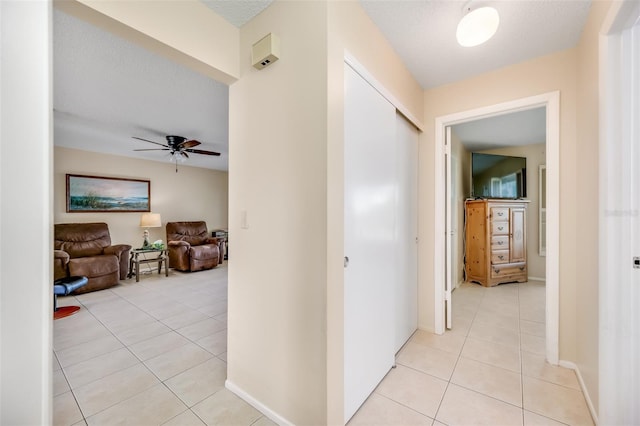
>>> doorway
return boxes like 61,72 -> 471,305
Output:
434,92 -> 560,365
451,108 -> 547,285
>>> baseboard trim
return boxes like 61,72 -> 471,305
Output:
558,360 -> 599,425
527,276 -> 546,282
225,379 -> 294,426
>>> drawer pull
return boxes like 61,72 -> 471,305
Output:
498,240 -> 504,245
498,226 -> 504,231
498,255 -> 504,260
519,266 -> 525,271
493,268 -> 500,274
497,212 -> 504,216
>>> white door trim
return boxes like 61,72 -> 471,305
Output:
598,1 -> 640,422
434,91 -> 560,365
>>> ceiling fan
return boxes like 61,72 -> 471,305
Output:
133,135 -> 220,172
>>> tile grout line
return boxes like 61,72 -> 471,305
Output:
372,392 -> 435,423
518,282 -> 526,425
430,282 -> 487,424
56,273 -> 231,425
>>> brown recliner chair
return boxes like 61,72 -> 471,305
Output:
54,223 -> 131,294
166,221 -> 223,272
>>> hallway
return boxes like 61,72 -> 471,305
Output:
349,281 -> 594,425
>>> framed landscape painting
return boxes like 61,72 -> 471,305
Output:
66,174 -> 150,212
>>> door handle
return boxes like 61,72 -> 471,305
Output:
344,256 -> 349,268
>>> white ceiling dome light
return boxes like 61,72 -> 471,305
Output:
456,2 -> 500,47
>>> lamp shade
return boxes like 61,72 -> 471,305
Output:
140,213 -> 161,228
456,6 -> 499,47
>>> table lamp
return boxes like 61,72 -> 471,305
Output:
140,212 -> 161,248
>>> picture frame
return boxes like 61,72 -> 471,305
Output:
66,174 -> 150,213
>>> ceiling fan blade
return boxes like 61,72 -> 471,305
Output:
185,148 -> 221,156
132,136 -> 169,148
178,140 -> 201,149
134,148 -> 170,152
181,151 -> 189,158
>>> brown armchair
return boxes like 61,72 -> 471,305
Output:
166,221 -> 223,272
54,222 -> 131,294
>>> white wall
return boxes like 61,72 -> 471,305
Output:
54,147 -> 228,248
0,1 -> 53,423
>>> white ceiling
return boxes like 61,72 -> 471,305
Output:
452,107 -> 546,151
53,9 -> 230,171
359,0 -> 592,89
53,1 -> 591,169
200,0 -> 273,27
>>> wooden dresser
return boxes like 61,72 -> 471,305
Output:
465,199 -> 529,287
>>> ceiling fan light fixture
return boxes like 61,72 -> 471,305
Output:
133,135 -> 220,173
456,4 -> 499,47
167,151 -> 186,163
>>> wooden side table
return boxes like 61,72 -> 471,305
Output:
212,230 -> 228,260
128,248 -> 168,282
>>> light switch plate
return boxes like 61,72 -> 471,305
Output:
241,210 -> 249,229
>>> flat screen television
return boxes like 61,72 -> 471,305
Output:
471,153 -> 527,199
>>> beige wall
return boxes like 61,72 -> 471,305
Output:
46,0 -> 611,421
421,1 -> 615,413
480,143 -> 546,280
227,1 -> 424,424
54,147 -> 228,248
228,2 -> 329,425
420,49 -> 578,343
55,0 -> 239,84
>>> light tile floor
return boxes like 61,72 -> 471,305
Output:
349,281 -> 595,426
55,269 -> 594,426
53,263 -> 275,426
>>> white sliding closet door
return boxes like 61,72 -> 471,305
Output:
344,63 -> 396,423
394,113 -> 418,352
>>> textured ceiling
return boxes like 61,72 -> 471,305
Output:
53,9 -> 230,171
200,0 -> 273,27
360,0 -> 592,89
54,1 -> 591,169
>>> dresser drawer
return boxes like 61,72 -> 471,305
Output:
491,208 -> 509,220
491,236 -> 509,249
491,250 -> 509,264
491,262 -> 526,278
491,221 -> 509,235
